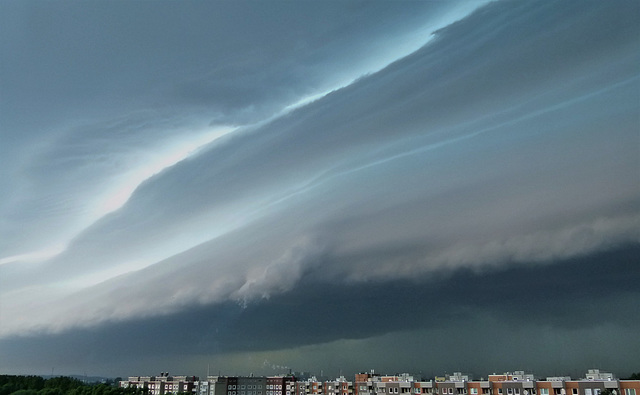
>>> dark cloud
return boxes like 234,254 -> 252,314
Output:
2,244 -> 638,377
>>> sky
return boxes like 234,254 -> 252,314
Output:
0,0 -> 639,380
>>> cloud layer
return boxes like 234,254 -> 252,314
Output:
1,0 -> 638,376
2,245 -> 639,376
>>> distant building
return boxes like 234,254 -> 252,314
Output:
585,371 -> 615,382
448,374 -> 472,383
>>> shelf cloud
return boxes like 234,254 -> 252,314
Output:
1,0 -> 638,377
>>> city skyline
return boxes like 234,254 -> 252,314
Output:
115,369 -> 640,382
117,369 -> 640,394
1,0 -> 639,378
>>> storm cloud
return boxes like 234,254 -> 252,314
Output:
1,0 -> 638,377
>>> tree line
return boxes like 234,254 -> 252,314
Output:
0,376 -> 146,395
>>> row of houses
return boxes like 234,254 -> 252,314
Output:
120,369 -> 639,395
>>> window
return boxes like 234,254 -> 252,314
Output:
508,389 -> 513,394
471,389 -> 478,395
625,390 -> 636,395
572,390 -> 577,395
449,390 -> 453,394
499,390 -> 503,394
541,390 -> 549,395
515,390 -> 520,395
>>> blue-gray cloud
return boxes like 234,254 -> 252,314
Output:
0,0 -> 638,375
2,0 -> 480,262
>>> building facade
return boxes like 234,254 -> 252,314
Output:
120,370 -> 639,395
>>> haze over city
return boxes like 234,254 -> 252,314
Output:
1,0 -> 638,378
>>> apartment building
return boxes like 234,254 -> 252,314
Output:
120,374 -> 198,395
120,369 -> 639,395
412,380 -> 436,395
566,370 -> 639,395
295,377 -> 324,395
487,371 -> 536,395
355,372 -> 377,395
207,376 -> 266,395
466,380 -> 490,395
436,372 -> 477,395
267,376 -> 296,395
353,372 -> 416,395
620,381 -> 639,395
324,376 -> 353,395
